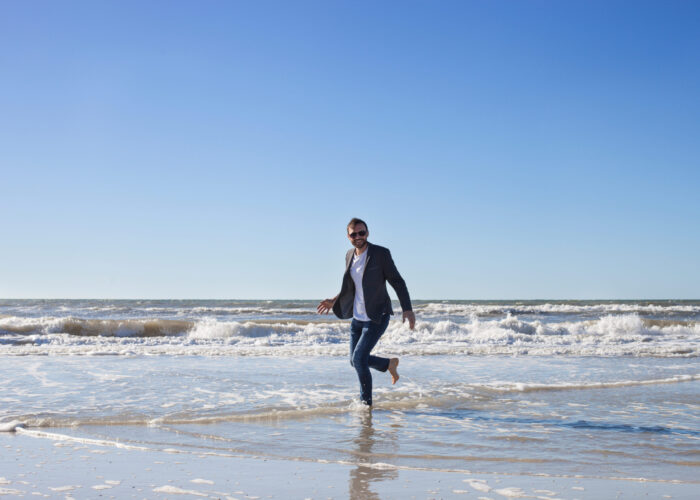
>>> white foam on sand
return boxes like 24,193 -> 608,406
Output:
15,428 -> 149,451
493,486 -> 527,497
464,479 -> 492,492
48,485 -> 80,492
190,478 -> 214,485
0,488 -> 25,495
0,421 -> 23,432
153,485 -> 208,496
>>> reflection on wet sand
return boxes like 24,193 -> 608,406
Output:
348,411 -> 398,500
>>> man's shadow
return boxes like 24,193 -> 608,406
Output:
348,411 -> 398,500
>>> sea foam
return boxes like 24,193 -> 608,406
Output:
0,313 -> 697,357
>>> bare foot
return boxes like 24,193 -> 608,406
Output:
388,358 -> 400,385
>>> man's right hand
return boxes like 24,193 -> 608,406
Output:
317,298 -> 336,315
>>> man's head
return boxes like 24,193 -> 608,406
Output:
347,218 -> 369,251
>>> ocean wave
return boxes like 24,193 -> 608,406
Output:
4,374 -> 697,430
4,300 -> 699,322
484,374 -> 700,393
4,313 -> 697,341
416,302 -> 700,317
0,316 -> 194,337
0,300 -> 319,319
1,314 -> 698,357
186,317 -> 346,341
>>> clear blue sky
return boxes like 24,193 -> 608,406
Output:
1,1 -> 699,299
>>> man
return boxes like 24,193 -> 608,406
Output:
318,218 -> 415,406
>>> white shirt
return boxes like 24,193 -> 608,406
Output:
350,249 -> 370,321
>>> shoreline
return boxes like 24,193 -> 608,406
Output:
2,429 -> 698,499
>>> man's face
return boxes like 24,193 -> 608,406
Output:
347,223 -> 369,250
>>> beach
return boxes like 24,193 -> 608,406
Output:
1,300 -> 699,498
2,423 -> 697,499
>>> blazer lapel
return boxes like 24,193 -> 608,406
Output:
345,243 -> 372,272
345,249 -> 354,272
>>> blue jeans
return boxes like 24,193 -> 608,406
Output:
350,314 -> 391,406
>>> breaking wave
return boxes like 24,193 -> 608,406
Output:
1,313 -> 698,357
0,316 -> 194,337
415,301 -> 700,318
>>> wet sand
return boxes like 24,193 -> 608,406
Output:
2,427 -> 697,499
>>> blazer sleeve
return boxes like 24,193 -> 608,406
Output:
383,249 -> 412,312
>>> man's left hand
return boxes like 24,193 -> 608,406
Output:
402,311 -> 416,330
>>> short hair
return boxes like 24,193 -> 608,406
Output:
347,218 -> 368,233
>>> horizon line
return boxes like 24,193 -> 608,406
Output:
1,297 -> 698,302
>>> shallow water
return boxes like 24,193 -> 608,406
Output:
2,355 -> 698,485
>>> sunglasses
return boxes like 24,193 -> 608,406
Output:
349,230 -> 367,238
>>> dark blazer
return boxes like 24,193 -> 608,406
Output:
332,242 -> 412,323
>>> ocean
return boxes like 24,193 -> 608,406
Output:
1,299 -> 698,498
